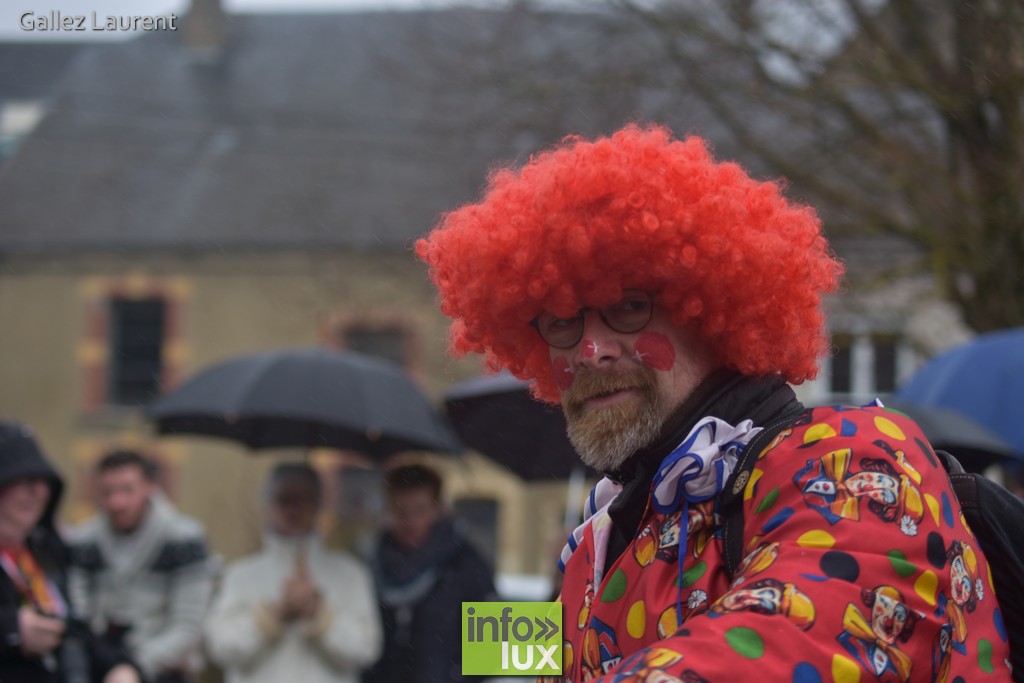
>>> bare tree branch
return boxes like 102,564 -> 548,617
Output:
392,0 -> 1024,329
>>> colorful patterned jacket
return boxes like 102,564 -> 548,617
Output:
553,403 -> 1013,682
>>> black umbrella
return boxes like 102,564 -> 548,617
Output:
881,398 -> 1022,473
443,371 -> 595,481
148,347 -> 461,459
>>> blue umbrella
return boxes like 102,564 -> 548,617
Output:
895,327 -> 1024,454
881,398 -> 1020,472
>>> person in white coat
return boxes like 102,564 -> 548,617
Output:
204,463 -> 381,683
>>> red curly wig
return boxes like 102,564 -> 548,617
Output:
416,123 -> 844,402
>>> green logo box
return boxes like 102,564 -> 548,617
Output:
462,601 -> 562,676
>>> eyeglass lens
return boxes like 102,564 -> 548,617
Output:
533,290 -> 653,348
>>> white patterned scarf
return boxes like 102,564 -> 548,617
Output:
559,416 -> 761,592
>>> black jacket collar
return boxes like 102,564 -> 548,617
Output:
602,370 -> 803,564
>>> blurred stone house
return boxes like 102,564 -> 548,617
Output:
0,8 -> 594,580
0,4 -> 969,580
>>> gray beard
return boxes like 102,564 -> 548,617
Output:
566,397 -> 664,473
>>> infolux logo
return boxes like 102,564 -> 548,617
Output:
462,601 -> 562,676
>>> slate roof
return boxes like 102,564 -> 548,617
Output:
0,13 -> 475,251
0,8 -> 920,266
0,43 -> 82,100
0,9 -> 742,252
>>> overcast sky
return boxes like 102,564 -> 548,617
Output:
1,0 -> 448,39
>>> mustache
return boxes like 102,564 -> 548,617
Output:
564,366 -> 657,414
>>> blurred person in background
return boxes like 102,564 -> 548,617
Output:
362,463 -> 495,683
0,419 -> 139,683
68,450 -> 213,683
205,462 -> 381,683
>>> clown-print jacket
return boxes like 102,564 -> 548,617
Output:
549,373 -> 1012,682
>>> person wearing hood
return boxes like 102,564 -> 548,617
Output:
362,463 -> 496,683
0,419 -> 139,683
204,462 -> 382,683
67,450 -> 214,683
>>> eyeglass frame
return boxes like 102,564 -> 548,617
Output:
529,289 -> 656,349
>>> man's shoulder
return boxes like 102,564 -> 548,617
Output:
754,402 -> 943,499
767,403 -> 928,453
448,536 -> 494,583
150,535 -> 210,572
146,504 -> 210,571
67,514 -> 106,541
65,516 -> 107,564
161,509 -> 208,542
66,519 -> 107,571
757,402 -> 947,507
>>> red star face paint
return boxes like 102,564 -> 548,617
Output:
553,355 -> 575,390
634,332 -> 676,371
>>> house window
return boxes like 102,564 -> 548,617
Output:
872,333 -> 899,394
108,297 -> 166,406
829,333 -> 854,396
824,330 -> 906,403
342,324 -> 408,368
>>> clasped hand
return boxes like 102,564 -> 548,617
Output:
277,551 -> 322,621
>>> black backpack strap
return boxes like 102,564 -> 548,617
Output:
720,406 -> 807,580
934,448 -> 979,508
935,448 -> 967,475
934,448 -> 1024,681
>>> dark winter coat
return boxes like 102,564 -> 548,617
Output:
362,518 -> 495,683
0,421 -> 135,683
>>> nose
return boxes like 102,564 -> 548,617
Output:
574,310 -> 626,369
26,479 -> 49,502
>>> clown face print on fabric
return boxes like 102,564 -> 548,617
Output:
685,503 -> 719,560
931,624 -> 954,682
550,305 -> 720,472
582,616 -> 623,679
709,578 -> 816,631
949,541 -> 982,610
634,522 -> 657,567
794,450 -> 925,535
652,590 -> 710,640
578,580 -> 595,631
938,539 -> 984,655
728,541 -> 780,588
656,512 -> 681,562
633,510 -> 686,567
610,647 -> 711,683
837,585 -> 921,683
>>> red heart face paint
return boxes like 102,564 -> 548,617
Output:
552,355 -> 575,390
634,332 -> 676,371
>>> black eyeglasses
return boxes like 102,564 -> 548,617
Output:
530,290 -> 655,349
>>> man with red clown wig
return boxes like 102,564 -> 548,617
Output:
417,124 -> 1011,682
